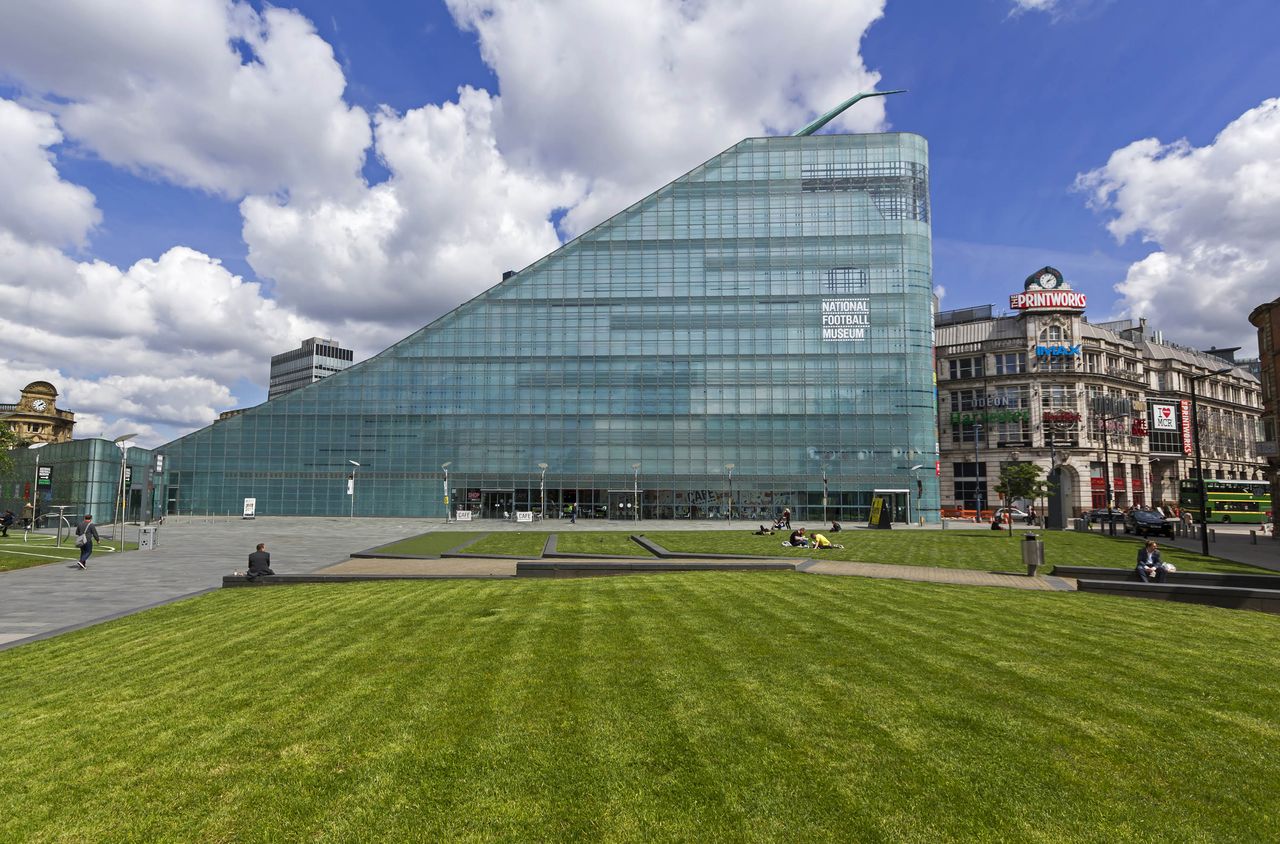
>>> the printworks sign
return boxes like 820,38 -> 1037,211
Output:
1009,266 -> 1087,312
821,299 -> 869,341
1151,403 -> 1178,431
1180,399 -> 1193,455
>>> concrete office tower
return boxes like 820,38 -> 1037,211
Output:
161,131 -> 938,520
268,338 -> 355,400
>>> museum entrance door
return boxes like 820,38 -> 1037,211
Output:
480,489 -> 514,519
608,490 -> 636,521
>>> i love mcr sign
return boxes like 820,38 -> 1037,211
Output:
1151,403 -> 1178,431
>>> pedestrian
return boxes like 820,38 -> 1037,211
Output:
247,543 -> 274,579
1025,506 -> 1036,526
568,502 -> 576,524
782,507 -> 791,529
74,514 -> 100,569
0,510 -> 13,537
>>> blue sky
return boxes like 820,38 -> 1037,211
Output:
1,0 -> 1277,445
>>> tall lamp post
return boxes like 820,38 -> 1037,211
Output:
631,462 -> 640,523
347,460 -> 360,518
27,442 -> 48,539
1190,367 -> 1232,556
822,467 -> 829,525
725,463 -> 735,525
537,462 -> 547,521
113,433 -> 139,552
909,464 -> 924,526
442,461 -> 453,522
973,423 -> 984,521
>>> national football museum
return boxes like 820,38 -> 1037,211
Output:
159,122 -> 939,523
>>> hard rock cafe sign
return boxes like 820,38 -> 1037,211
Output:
1009,266 -> 1087,312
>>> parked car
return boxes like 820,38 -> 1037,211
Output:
1085,507 -> 1125,525
994,507 -> 1030,524
1123,509 -> 1175,537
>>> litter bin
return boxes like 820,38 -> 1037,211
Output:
139,525 -> 159,551
1021,532 -> 1044,576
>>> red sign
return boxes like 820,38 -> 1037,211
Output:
1130,419 -> 1147,437
1180,399 -> 1193,455
1009,290 -> 1087,311
1043,410 -> 1080,423
935,461 -> 941,477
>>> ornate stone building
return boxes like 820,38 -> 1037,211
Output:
0,381 -> 76,444
936,268 -> 1265,526
1249,295 -> 1279,527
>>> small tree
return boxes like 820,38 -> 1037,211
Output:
0,423 -> 20,480
994,462 -> 1053,536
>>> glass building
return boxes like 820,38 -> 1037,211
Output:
1,439 -> 162,528
159,132 -> 939,522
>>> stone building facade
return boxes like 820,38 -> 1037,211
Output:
936,268 -> 1265,526
0,381 -> 75,445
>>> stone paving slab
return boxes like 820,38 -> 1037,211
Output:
797,560 -> 1077,592
317,557 -> 517,577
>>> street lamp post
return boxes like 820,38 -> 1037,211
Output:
537,462 -> 547,521
27,442 -> 48,541
822,468 -> 829,525
725,463 -> 735,525
1190,367 -> 1232,556
909,464 -> 924,526
973,423 -> 984,522
347,460 -> 360,518
632,462 -> 640,523
113,433 -> 139,552
442,461 -> 453,522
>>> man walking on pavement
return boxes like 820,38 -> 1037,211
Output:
568,502 -> 576,524
74,514 -> 100,569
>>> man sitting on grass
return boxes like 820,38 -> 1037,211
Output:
786,528 -> 809,548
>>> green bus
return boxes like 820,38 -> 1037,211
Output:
1178,479 -> 1273,524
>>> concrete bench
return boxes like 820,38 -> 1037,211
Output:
1053,566 -> 1280,590
1073,578 -> 1280,614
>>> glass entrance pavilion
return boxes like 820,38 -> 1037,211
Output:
160,131 -> 939,522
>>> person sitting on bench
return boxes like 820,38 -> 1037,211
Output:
1136,540 -> 1171,583
247,543 -> 275,579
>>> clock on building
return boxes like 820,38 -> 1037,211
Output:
32,399 -> 47,411
1024,266 -> 1065,292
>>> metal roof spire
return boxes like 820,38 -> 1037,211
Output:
792,89 -> 907,137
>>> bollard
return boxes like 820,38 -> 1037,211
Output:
1251,530 -> 1257,545
1210,528 -> 1216,543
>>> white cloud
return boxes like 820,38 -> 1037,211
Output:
0,1 -> 370,199
447,0 -> 888,234
0,100 -> 100,248
242,86 -> 580,328
1076,97 -> 1280,350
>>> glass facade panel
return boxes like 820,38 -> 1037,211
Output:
158,133 -> 938,520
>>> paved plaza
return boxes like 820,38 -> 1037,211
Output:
1,516 -> 1275,652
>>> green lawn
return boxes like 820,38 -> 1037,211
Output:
2,575 -> 1277,841
463,532 -> 549,556
0,536 -> 137,572
555,531 -> 654,556
365,532 -> 484,557
646,529 -> 1267,574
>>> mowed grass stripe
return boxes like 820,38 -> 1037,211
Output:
2,575 -> 1279,841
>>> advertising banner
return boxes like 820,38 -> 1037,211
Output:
36,466 -> 52,488
1180,399 -> 1194,455
455,510 -> 472,521
516,511 -> 533,523
242,498 -> 256,519
1151,403 -> 1177,431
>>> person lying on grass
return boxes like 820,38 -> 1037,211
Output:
811,533 -> 843,549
